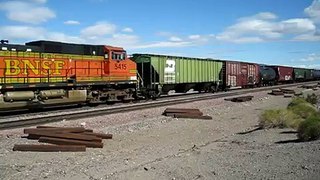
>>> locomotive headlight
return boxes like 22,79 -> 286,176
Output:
130,76 -> 137,80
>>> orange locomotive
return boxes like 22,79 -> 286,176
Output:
0,40 -> 137,110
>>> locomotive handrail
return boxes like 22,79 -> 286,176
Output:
0,67 -> 136,85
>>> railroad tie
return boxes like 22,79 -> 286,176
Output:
163,108 -> 212,120
39,137 -> 103,148
13,144 -> 86,152
14,126 -> 112,152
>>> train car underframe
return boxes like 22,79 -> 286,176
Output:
0,83 -> 137,111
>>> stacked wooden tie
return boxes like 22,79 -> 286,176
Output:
224,95 -> 254,102
269,88 -> 296,97
13,126 -> 112,152
163,108 -> 212,120
269,89 -> 284,95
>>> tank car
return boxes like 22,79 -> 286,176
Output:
259,65 -> 276,85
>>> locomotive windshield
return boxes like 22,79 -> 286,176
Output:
111,52 -> 126,60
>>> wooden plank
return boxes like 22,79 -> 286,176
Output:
81,132 -> 113,139
27,131 -> 102,142
165,108 -> 201,111
13,144 -> 86,152
164,112 -> 204,117
36,126 -> 93,132
164,108 -> 201,113
39,137 -> 103,148
24,127 -> 86,134
174,114 -> 212,120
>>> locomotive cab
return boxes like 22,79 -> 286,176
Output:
103,46 -> 137,81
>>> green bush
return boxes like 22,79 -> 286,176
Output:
297,116 -> 320,141
287,102 -> 318,119
306,93 -> 318,105
259,109 -> 303,129
287,97 -> 307,108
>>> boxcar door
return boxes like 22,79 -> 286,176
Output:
240,64 -> 248,87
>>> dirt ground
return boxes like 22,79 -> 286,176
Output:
0,87 -> 320,180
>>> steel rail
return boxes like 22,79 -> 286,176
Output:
0,81 -> 318,130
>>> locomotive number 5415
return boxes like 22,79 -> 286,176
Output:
115,63 -> 127,70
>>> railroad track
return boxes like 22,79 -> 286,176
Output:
0,81 -> 318,130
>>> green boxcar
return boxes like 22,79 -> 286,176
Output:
293,68 -> 313,80
131,54 -> 223,95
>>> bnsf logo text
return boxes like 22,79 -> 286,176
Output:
4,59 -> 65,76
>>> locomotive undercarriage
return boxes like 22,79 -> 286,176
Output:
0,84 -> 136,111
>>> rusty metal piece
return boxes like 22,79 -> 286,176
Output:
269,90 -> 284,95
81,132 -> 113,139
39,137 -> 103,148
25,134 -> 41,140
164,108 -> 201,113
280,88 -> 295,94
27,131 -> 102,142
174,114 -> 212,120
225,95 -> 253,102
36,126 -> 93,132
13,144 -> 86,152
165,112 -> 203,117
24,127 -> 86,134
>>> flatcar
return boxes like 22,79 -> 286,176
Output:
0,40 -> 137,111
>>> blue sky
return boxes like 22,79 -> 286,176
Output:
0,0 -> 319,68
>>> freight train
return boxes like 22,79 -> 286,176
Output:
0,40 -> 318,111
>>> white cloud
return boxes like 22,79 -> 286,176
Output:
296,64 -> 320,69
293,33 -> 320,41
0,26 -> 46,39
80,22 -> 116,38
30,0 -> 47,3
300,53 -> 320,62
135,41 -> 192,49
216,11 -> 318,43
122,27 -> 133,33
64,20 -> 80,25
239,12 -> 278,21
281,18 -> 315,33
188,35 -> 201,40
46,32 -> 85,44
106,34 -> 140,47
0,1 -> 55,24
169,36 -> 182,42
305,0 -> 320,23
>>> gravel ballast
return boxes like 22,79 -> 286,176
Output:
0,87 -> 319,180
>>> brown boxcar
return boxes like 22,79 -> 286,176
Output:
223,61 -> 260,88
269,66 -> 294,82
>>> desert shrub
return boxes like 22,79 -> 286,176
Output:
259,109 -> 303,129
287,97 -> 307,108
305,93 -> 318,105
287,102 -> 318,119
297,115 -> 320,141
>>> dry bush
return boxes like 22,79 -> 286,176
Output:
287,97 -> 307,108
297,115 -> 320,141
259,109 -> 303,129
287,102 -> 318,119
305,93 -> 318,105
